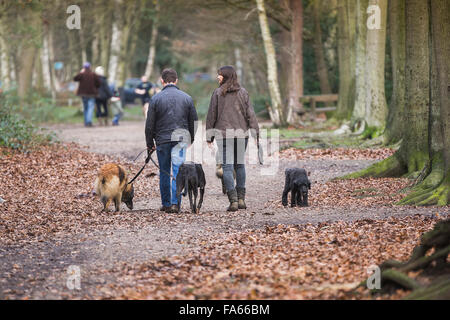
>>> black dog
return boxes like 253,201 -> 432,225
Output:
176,162 -> 206,213
282,168 -> 311,207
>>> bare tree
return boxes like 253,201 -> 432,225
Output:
256,0 -> 283,126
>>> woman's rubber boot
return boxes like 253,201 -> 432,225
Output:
227,189 -> 239,212
237,187 -> 247,209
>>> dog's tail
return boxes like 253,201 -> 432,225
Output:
182,176 -> 188,197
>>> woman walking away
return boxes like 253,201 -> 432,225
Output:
95,66 -> 113,126
73,62 -> 100,127
206,65 -> 259,211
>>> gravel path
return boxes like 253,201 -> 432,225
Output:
1,121 -> 448,299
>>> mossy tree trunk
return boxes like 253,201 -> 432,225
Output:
385,0 -> 406,144
342,0 -> 449,206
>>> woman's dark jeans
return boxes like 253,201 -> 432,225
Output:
216,138 -> 248,192
95,98 -> 108,118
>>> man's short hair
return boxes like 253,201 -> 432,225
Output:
161,68 -> 178,83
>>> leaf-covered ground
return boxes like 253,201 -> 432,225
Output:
1,123 -> 448,299
0,144 -> 159,245
278,147 -> 395,160
105,215 -> 443,300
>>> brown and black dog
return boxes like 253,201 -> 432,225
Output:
95,163 -> 134,212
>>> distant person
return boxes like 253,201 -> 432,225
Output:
135,75 -> 153,118
111,89 -> 123,126
145,68 -> 198,213
73,62 -> 101,127
206,65 -> 259,212
94,66 -> 113,126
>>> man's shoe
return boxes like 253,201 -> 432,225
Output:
160,206 -> 171,212
227,189 -> 239,212
169,204 -> 179,213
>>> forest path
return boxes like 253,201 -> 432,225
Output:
2,121 -> 446,299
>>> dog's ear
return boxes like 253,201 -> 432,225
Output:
308,182 -> 311,189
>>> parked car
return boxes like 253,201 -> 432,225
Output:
119,78 -> 141,106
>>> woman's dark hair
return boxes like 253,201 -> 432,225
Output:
218,65 -> 240,96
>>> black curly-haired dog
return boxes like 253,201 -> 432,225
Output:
282,168 -> 311,207
176,162 -> 206,213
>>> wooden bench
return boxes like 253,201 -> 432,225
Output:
297,94 -> 338,121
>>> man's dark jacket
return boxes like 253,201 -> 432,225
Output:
145,84 -> 198,149
73,70 -> 101,98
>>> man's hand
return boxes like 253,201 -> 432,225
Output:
146,146 -> 155,163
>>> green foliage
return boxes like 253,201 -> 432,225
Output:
362,126 -> 384,140
0,91 -> 56,151
251,94 -> 271,118
179,80 -> 218,119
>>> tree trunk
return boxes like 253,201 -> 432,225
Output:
48,28 -> 60,92
100,1 -> 112,75
91,35 -> 99,67
17,8 -> 40,99
0,21 -> 11,90
108,0 -> 123,86
364,0 -> 388,129
335,0 -> 356,120
234,47 -> 243,84
127,0 -> 145,78
402,0 -> 430,174
17,43 -> 38,99
385,0 -> 406,144
256,0 -> 284,126
40,23 -> 56,98
33,49 -> 43,91
423,0 -> 450,206
144,0 -> 159,79
312,0 -> 332,96
79,27 -> 88,65
285,0 -> 303,125
343,0 -> 449,206
351,0 -> 368,123
117,1 -> 136,86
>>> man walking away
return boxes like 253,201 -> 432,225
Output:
135,75 -> 153,118
145,69 -> 198,213
73,62 -> 101,127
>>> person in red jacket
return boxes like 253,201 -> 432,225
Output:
73,62 -> 101,127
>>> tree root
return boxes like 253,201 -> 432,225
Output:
357,219 -> 450,299
405,275 -> 450,300
398,177 -> 449,206
381,269 -> 421,290
399,245 -> 450,272
340,154 -> 405,179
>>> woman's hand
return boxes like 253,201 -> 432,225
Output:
207,141 -> 214,149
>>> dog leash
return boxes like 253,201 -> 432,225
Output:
128,149 -> 174,185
